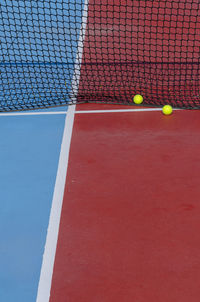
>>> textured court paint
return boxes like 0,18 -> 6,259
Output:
50,107 -> 200,301
0,115 -> 65,302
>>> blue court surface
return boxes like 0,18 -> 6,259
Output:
0,110 -> 67,301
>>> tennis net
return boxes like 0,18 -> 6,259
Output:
0,0 -> 199,111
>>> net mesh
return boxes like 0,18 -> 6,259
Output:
0,0 -> 199,111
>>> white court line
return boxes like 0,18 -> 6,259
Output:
0,111 -> 68,117
36,105 -> 75,302
36,1 -> 89,301
0,107 -> 181,117
75,108 -> 180,114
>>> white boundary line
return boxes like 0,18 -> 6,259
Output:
36,105 -> 75,302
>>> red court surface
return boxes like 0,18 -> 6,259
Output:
50,105 -> 200,302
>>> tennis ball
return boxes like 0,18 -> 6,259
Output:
162,105 -> 173,115
133,94 -> 143,104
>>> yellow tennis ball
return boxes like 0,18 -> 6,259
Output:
162,105 -> 173,115
133,94 -> 143,104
